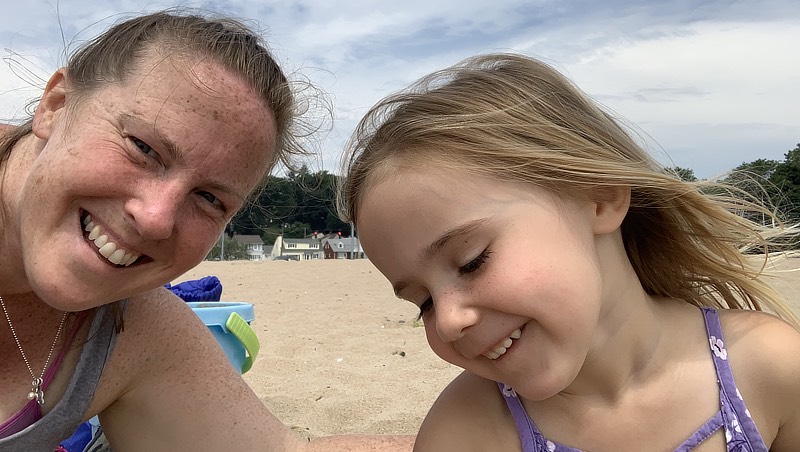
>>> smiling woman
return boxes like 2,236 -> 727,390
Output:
0,10 -> 412,452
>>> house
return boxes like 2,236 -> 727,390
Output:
232,234 -> 266,261
270,235 -> 323,261
322,237 -> 365,259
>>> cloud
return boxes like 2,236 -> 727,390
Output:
0,0 -> 797,176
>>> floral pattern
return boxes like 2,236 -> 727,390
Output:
502,383 -> 518,398
709,335 -> 728,360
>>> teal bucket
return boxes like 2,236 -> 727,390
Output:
188,302 -> 260,374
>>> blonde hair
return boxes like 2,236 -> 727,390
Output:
338,53 -> 799,328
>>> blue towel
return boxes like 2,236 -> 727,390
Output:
164,275 -> 223,302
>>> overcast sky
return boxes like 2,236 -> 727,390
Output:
0,0 -> 797,177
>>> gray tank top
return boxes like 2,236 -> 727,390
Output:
0,302 -> 121,452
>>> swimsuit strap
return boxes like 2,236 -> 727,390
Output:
496,382 -> 582,452
699,307 -> 767,451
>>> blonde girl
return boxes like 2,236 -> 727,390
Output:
339,53 -> 800,451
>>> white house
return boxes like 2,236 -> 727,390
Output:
232,234 -> 266,261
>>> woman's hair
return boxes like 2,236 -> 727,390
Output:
338,53 -> 799,327
0,9 -> 301,172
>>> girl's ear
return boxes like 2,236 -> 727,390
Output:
32,68 -> 69,140
591,185 -> 631,235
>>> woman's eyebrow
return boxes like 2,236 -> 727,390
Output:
118,112 -> 245,200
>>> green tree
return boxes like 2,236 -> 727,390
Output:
667,166 -> 698,182
206,236 -> 250,261
229,169 -> 349,240
768,144 -> 800,222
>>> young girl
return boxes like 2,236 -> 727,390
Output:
338,53 -> 800,451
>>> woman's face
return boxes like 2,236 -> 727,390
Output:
17,52 -> 276,310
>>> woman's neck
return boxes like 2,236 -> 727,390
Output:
0,134 -> 39,294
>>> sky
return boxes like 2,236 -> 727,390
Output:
0,0 -> 797,178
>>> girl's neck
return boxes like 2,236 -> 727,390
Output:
559,238 -> 679,401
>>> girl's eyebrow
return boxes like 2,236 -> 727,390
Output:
421,218 -> 489,260
393,217 -> 490,297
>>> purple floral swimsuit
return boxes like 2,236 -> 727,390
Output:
498,307 -> 768,451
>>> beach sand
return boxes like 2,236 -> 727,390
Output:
174,257 -> 800,440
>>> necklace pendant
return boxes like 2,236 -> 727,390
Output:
30,377 -> 44,406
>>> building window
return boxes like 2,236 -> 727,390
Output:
287,243 -> 297,249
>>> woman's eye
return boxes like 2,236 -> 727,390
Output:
416,297 -> 433,321
458,249 -> 491,275
196,190 -> 223,208
131,137 -> 158,159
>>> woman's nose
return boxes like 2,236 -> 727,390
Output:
124,183 -> 183,241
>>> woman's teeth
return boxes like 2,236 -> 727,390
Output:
83,214 -> 140,266
484,328 -> 522,360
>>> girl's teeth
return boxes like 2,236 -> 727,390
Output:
484,328 -> 523,360
82,214 -> 141,266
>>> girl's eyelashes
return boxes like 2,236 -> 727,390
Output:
417,297 -> 433,321
458,249 -> 492,275
130,136 -> 159,159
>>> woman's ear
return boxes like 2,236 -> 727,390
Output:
591,185 -> 631,235
32,68 -> 69,140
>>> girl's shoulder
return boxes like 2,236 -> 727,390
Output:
717,308 -> 800,449
415,371 -> 522,452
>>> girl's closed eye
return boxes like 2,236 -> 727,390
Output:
458,249 -> 492,275
417,297 -> 433,321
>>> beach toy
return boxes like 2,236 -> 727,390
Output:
188,301 -> 260,374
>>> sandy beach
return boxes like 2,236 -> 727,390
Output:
173,257 -> 800,440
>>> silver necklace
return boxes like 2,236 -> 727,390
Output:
0,295 -> 67,406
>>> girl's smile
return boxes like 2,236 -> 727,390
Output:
358,164 -> 624,401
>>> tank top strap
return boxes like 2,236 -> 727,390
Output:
41,311 -> 91,391
699,307 -> 767,451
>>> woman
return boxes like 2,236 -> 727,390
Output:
0,11 -> 412,451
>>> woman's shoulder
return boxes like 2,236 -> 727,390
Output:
90,289 -> 211,399
415,371 -> 522,451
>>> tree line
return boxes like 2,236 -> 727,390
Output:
672,143 -> 800,223
228,166 -> 349,245
228,143 -> 800,246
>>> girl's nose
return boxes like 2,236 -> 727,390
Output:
432,292 -> 479,343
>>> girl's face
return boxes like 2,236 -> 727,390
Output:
358,166 -> 621,400
15,53 -> 275,310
